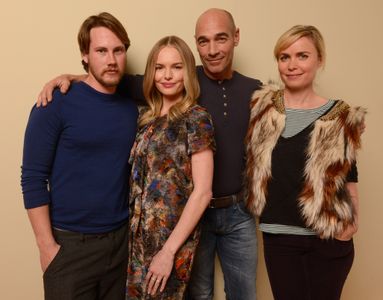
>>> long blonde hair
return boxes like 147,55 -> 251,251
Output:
139,36 -> 200,127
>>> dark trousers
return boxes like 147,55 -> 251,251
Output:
263,233 -> 354,300
43,224 -> 128,300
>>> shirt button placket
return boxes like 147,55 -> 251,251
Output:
222,85 -> 228,117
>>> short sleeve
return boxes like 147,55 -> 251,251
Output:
186,106 -> 215,155
346,161 -> 358,182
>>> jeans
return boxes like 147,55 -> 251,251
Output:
187,201 -> 257,300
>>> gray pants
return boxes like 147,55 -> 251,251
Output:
43,224 -> 128,300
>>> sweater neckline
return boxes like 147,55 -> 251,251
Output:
77,81 -> 119,100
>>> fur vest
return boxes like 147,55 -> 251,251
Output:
245,85 -> 366,238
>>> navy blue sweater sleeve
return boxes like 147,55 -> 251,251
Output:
21,94 -> 62,209
117,74 -> 145,105
21,82 -> 138,233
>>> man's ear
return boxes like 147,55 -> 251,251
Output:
234,28 -> 240,46
82,53 -> 89,64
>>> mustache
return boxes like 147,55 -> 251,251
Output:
102,67 -> 121,74
103,67 -> 119,72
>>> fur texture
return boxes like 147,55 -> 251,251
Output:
245,85 -> 366,238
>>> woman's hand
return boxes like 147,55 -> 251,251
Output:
145,247 -> 175,295
143,148 -> 214,296
335,222 -> 358,241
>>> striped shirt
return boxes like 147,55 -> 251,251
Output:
282,100 -> 335,138
260,100 -> 335,235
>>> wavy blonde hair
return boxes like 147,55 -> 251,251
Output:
139,36 -> 200,127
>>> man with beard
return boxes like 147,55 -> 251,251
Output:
21,12 -> 138,300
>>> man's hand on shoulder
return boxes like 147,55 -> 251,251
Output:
37,74 -> 86,107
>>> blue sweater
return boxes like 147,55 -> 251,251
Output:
21,81 -> 138,233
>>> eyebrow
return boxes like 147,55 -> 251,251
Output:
197,32 -> 230,42
216,32 -> 229,38
93,45 -> 125,51
279,50 -> 311,56
155,62 -> 183,66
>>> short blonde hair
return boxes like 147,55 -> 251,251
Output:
140,36 -> 200,127
274,25 -> 326,65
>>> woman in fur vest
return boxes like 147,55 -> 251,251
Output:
246,25 -> 366,300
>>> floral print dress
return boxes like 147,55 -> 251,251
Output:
127,105 -> 215,300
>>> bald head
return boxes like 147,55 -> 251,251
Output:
195,8 -> 236,36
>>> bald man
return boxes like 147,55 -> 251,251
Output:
186,9 -> 260,300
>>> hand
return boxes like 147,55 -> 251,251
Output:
37,74 -> 73,107
39,242 -> 61,272
145,247 -> 175,296
335,222 -> 358,241
359,121 -> 366,135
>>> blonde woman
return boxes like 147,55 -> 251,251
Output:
246,25 -> 366,300
127,36 -> 215,299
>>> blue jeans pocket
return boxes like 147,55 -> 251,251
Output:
236,201 -> 252,217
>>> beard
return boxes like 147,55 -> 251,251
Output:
88,65 -> 124,88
